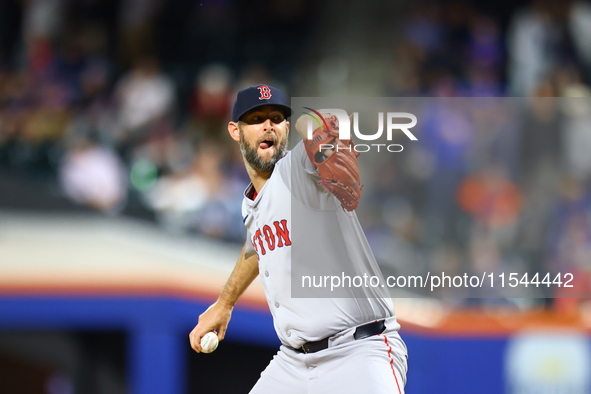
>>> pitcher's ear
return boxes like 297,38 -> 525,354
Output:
228,122 -> 240,142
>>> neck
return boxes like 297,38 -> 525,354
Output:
245,161 -> 273,192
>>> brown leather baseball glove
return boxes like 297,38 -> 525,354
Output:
303,110 -> 363,211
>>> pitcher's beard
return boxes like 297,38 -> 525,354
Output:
239,131 -> 287,173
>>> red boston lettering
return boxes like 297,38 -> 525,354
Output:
263,225 -> 276,250
251,220 -> 291,256
274,220 -> 292,247
253,229 -> 266,255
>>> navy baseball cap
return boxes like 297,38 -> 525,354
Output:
231,84 -> 293,122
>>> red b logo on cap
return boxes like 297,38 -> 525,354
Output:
257,85 -> 272,100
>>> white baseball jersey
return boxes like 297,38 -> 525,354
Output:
241,141 -> 398,349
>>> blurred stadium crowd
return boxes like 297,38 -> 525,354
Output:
1,0 -> 591,307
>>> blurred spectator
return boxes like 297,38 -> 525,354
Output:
547,176 -> 591,271
418,100 -> 473,244
59,137 -> 127,214
457,165 -> 523,230
186,64 -> 233,141
519,95 -> 561,186
508,0 -> 591,96
22,0 -> 65,43
113,55 -> 175,160
117,0 -> 163,68
22,83 -> 70,143
561,88 -> 591,181
145,140 -> 245,241
470,99 -> 521,177
464,14 -> 503,96
547,175 -> 591,309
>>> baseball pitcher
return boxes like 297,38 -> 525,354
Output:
189,85 -> 408,393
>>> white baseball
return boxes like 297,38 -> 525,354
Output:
200,332 -> 219,353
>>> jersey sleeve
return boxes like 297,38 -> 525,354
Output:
291,140 -> 318,178
241,196 -> 256,255
244,228 -> 255,255
279,141 -> 338,210
286,140 -> 319,181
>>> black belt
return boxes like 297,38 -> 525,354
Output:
294,320 -> 386,354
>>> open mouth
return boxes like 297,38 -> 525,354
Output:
259,138 -> 275,150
